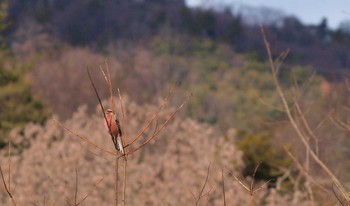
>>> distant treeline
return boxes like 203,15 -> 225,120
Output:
7,0 -> 350,78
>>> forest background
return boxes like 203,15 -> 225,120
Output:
1,0 -> 350,205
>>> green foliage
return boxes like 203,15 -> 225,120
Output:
0,1 -> 51,145
151,35 -> 306,132
0,55 -> 51,144
237,131 -> 291,180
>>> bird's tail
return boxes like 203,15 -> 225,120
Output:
117,135 -> 125,155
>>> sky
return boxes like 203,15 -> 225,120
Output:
186,0 -> 350,29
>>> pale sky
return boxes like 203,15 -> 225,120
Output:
186,0 -> 350,29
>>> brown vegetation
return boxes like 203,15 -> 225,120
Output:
0,97 -> 315,205
2,2 -> 350,204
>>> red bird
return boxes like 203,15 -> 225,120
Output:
105,109 -> 125,154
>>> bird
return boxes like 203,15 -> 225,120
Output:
105,109 -> 125,154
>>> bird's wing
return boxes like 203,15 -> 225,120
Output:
115,118 -> 123,137
109,133 -> 119,151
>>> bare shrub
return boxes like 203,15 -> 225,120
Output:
0,97 -> 312,205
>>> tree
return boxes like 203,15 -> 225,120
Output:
0,1 -> 51,146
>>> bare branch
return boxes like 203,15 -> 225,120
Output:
127,93 -> 190,155
221,169 -> 226,206
261,26 -> 350,203
104,59 -> 116,111
76,177 -> 104,206
125,82 -> 177,148
197,163 -> 211,203
275,49 -> 289,75
8,141 -> 11,193
201,184 -> 215,205
284,147 -> 329,193
0,165 -> 16,206
330,116 -> 350,132
98,63 -> 108,84
0,141 -> 16,206
117,88 -> 127,147
122,160 -> 127,206
253,179 -> 272,193
258,98 -> 285,112
74,169 -> 78,206
87,68 -> 108,124
250,162 -> 261,195
189,163 -> 212,206
47,175 -> 72,206
115,158 -> 119,206
188,187 -> 197,205
225,168 -> 250,192
226,163 -> 270,206
291,81 -> 321,156
333,184 -> 346,206
312,111 -> 333,133
54,119 -> 117,156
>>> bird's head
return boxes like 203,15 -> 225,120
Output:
106,109 -> 114,114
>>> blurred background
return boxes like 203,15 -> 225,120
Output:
1,0 -> 350,205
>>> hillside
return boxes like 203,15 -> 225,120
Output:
7,0 -> 350,76
1,1 -> 350,205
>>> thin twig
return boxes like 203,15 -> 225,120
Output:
197,163 -> 211,204
117,90 -> 127,206
47,175 -> 72,206
221,168 -> 226,206
0,141 -> 16,206
253,180 -> 272,193
117,88 -> 127,147
258,98 -> 285,112
312,111 -> 333,133
115,157 -> 119,206
74,169 -> 78,206
54,119 -> 117,156
125,82 -> 177,148
226,163 -> 270,206
250,162 -> 262,206
122,160 -> 127,206
250,162 -> 261,196
0,165 -> 16,206
292,85 -> 320,155
8,141 -> 11,193
87,68 -> 108,124
275,49 -> 289,75
76,177 -> 104,206
127,93 -> 190,155
333,184 -> 346,206
226,168 -> 249,192
330,116 -> 350,131
188,187 -> 197,205
190,163 -> 211,206
289,93 -> 316,204
99,64 -> 108,84
284,147 -> 329,193
99,59 -> 116,112
202,185 -> 215,205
